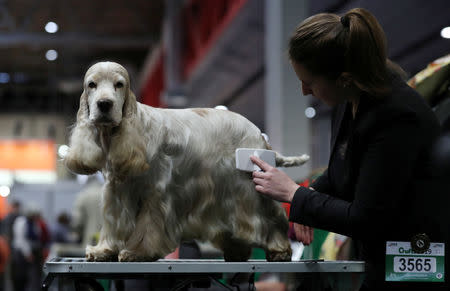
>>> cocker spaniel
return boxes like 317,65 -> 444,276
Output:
64,61 -> 309,262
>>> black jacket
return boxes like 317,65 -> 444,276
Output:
289,73 -> 449,290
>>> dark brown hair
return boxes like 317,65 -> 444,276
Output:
288,8 -> 399,97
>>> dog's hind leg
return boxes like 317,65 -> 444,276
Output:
264,229 -> 292,262
210,202 -> 260,261
261,209 -> 292,262
212,232 -> 252,262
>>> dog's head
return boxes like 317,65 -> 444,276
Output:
79,61 -> 136,127
65,61 -> 146,176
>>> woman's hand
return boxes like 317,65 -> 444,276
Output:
293,223 -> 314,245
250,156 -> 300,203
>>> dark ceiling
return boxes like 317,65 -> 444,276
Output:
0,0 -> 449,120
183,0 -> 450,131
0,0 -> 164,115
313,0 -> 450,76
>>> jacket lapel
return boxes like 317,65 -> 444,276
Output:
330,102 -> 348,157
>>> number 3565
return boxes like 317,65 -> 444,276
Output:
394,257 -> 435,273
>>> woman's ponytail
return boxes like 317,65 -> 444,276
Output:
289,8 -> 400,98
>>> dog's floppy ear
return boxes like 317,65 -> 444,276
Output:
108,90 -> 149,177
123,89 -> 137,119
76,89 -> 90,121
64,90 -> 105,174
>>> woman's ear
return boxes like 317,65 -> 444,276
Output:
64,91 -> 105,174
337,72 -> 354,88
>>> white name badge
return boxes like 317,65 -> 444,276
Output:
385,241 -> 445,282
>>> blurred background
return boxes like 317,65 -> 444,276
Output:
0,0 -> 448,290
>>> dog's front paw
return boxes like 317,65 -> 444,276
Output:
86,245 -> 118,262
118,249 -> 160,262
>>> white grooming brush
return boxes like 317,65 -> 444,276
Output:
235,148 -> 276,172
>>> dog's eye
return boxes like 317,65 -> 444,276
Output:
88,82 -> 97,89
115,82 -> 124,89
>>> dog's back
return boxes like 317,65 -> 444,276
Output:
134,104 -> 292,261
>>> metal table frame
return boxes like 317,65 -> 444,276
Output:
43,257 -> 365,290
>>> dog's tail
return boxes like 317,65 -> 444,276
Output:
275,152 -> 310,167
261,134 -> 309,167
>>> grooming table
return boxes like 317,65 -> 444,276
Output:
43,257 -> 365,290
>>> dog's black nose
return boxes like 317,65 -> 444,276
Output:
97,99 -> 113,113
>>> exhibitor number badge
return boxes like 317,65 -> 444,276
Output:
394,257 -> 436,273
385,241 -> 445,282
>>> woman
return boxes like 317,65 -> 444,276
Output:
251,8 -> 448,291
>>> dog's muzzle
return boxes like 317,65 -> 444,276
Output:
93,99 -> 117,126
97,99 -> 113,113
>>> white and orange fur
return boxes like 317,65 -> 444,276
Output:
64,61 -> 309,262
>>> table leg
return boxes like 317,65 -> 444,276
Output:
41,273 -> 56,291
